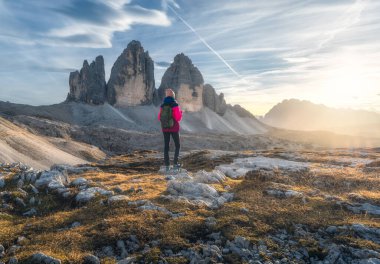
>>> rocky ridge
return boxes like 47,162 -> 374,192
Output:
66,40 -> 252,118
66,56 -> 107,105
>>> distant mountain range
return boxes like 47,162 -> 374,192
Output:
262,99 -> 380,138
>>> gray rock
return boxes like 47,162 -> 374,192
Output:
117,257 -> 136,264
352,259 -> 380,264
75,187 -> 114,203
202,84 -> 227,115
101,246 -> 114,257
349,247 -> 380,259
0,244 -> 4,258
108,195 -> 129,204
117,240 -> 128,259
7,257 -> 17,264
29,184 -> 39,194
29,197 -> 36,205
16,179 -> 24,188
70,177 -> 88,187
107,40 -> 155,107
0,176 -> 4,188
66,55 -> 107,105
113,186 -> 123,194
23,208 -> 37,217
7,245 -> 20,256
205,217 -> 217,228
15,197 -> 26,207
16,188 -> 28,198
264,189 -> 303,199
346,202 -> 380,216
83,254 -> 100,264
326,226 -> 338,234
350,224 -> 380,244
70,222 -> 81,228
35,170 -> 69,190
156,53 -> 204,111
16,236 -> 28,245
323,245 -> 341,263
29,252 -> 61,264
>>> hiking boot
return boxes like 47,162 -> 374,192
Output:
165,166 -> 170,173
173,163 -> 181,171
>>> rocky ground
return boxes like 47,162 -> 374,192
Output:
0,148 -> 379,264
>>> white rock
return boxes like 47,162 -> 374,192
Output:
216,156 -> 309,178
284,190 -> 303,198
108,195 -> 129,204
76,187 -> 114,203
35,170 -> 69,190
193,170 -> 226,183
71,177 -> 88,186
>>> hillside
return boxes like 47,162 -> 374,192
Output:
262,99 -> 380,138
0,116 -> 105,169
0,149 -> 379,263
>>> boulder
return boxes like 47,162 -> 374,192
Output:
29,252 -> 61,264
34,170 -> 69,190
107,40 -> 155,107
75,187 -> 114,203
83,255 -> 100,264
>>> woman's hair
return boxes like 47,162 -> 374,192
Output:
165,88 -> 175,98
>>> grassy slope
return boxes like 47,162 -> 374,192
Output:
0,149 -> 379,263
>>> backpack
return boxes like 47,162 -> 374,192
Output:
160,104 -> 174,128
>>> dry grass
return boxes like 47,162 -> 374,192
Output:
1,149 -> 379,263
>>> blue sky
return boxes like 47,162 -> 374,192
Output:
0,0 -> 379,115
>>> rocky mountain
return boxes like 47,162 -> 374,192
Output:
66,40 -> 256,121
203,84 -> 227,115
66,55 -> 107,104
157,53 -> 205,112
107,40 -> 155,107
262,99 -> 380,138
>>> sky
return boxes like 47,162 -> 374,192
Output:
0,0 -> 379,116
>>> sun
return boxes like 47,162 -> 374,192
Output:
317,51 -> 378,109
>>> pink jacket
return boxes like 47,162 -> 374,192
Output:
158,104 -> 183,133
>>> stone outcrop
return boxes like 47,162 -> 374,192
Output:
66,56 -> 107,104
228,104 -> 255,118
203,84 -> 227,115
157,53 -> 204,112
107,40 -> 155,107
64,40 -> 256,119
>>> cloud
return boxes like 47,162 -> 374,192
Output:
0,0 -> 172,48
47,2 -> 171,48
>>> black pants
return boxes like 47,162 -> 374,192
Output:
163,132 -> 180,166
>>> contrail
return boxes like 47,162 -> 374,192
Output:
167,5 -> 242,79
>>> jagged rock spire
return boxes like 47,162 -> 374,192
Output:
66,55 -> 107,104
107,40 -> 155,107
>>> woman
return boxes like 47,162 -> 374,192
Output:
158,89 -> 183,171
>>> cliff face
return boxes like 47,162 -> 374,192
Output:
157,53 -> 204,112
65,40 -> 256,120
203,84 -> 227,115
66,56 -> 107,105
107,40 -> 155,107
